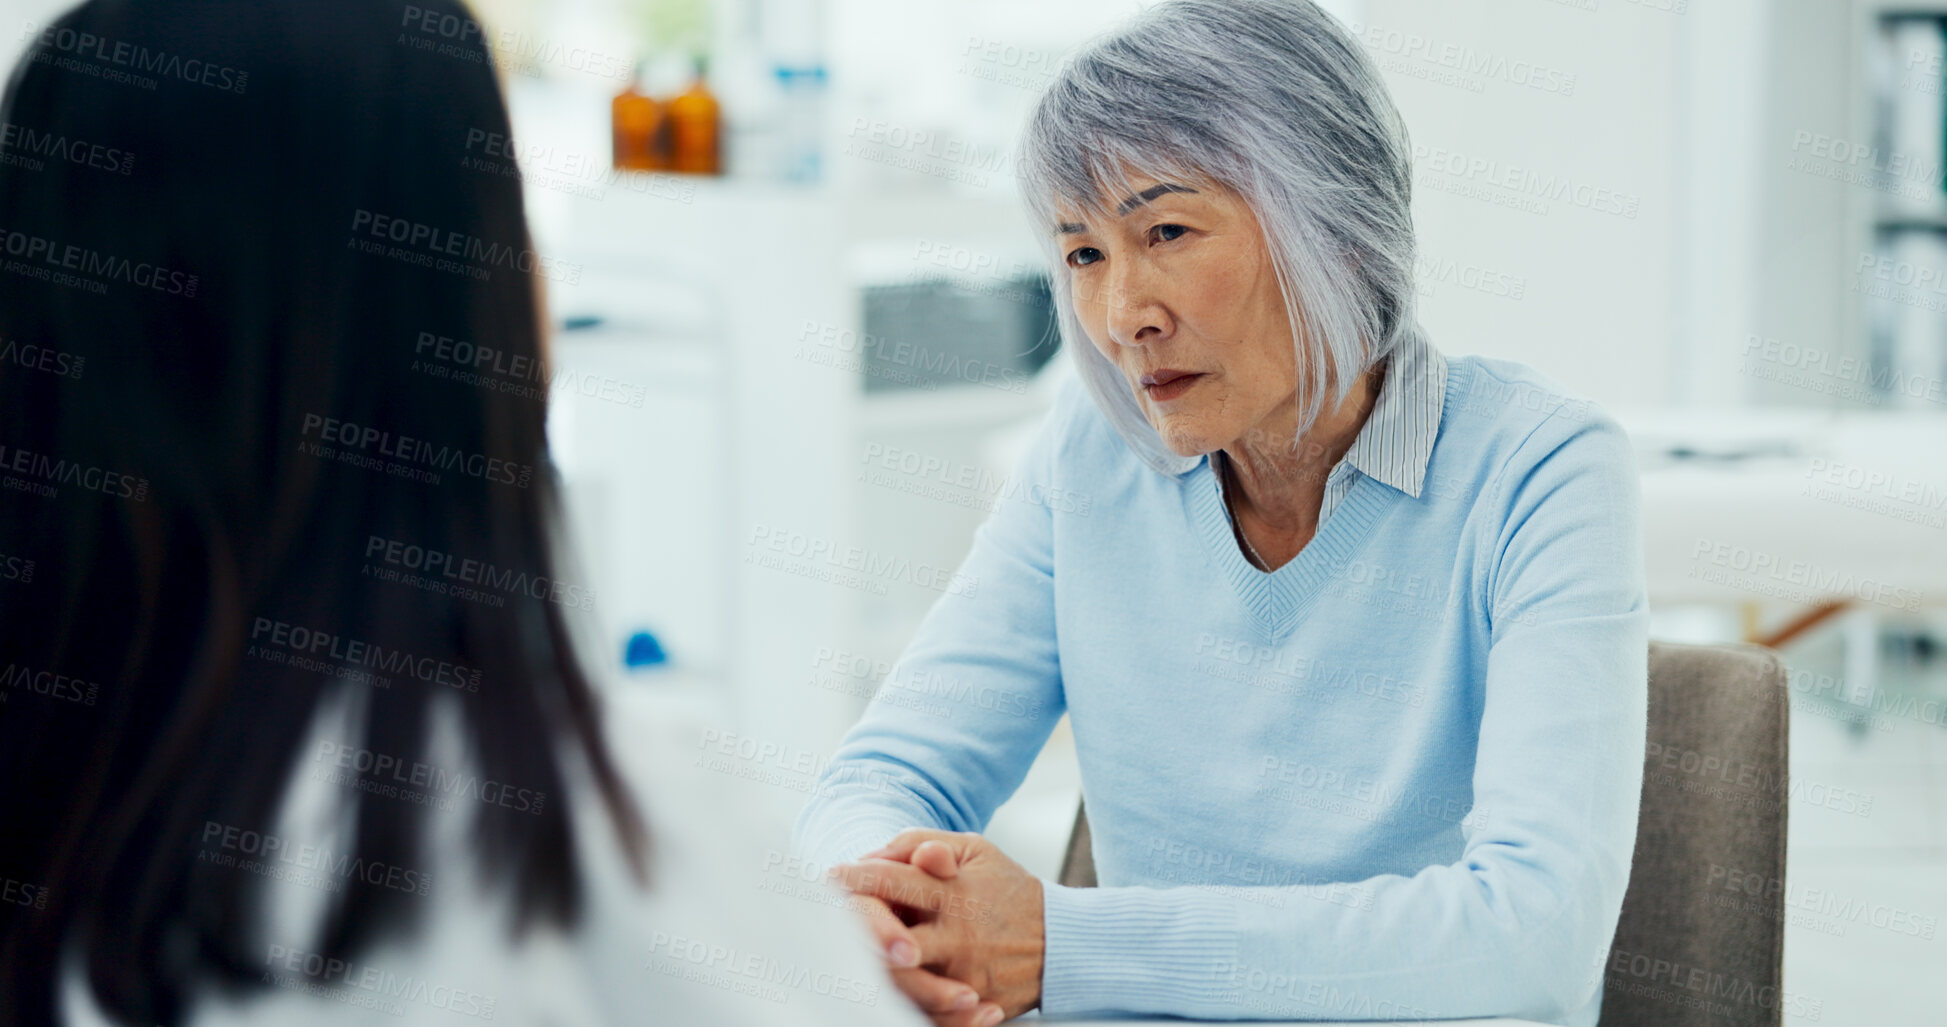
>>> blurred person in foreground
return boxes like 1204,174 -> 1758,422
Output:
798,1 -> 1649,1024
0,1 -> 922,1024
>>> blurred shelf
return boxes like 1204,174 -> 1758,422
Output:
1876,210 -> 1947,230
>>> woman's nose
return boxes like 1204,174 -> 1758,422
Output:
1103,264 -> 1168,347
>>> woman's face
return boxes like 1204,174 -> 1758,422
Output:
1058,173 -> 1298,457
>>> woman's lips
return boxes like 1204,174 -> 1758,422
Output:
1140,370 -> 1205,402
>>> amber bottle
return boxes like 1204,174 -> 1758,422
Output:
611,64 -> 666,171
665,60 -> 721,176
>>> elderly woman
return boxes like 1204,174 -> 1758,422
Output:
795,1 -> 1646,1025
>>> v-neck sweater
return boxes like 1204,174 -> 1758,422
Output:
795,353 -> 1648,1027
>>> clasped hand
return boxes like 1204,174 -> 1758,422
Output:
829,830 -> 1044,1027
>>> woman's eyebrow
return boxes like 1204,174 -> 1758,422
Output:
1057,183 -> 1202,235
1115,182 -> 1198,215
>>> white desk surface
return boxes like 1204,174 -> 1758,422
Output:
1620,408 -> 1947,606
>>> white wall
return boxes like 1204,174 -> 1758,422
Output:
1361,0 -> 1689,409
1753,0 -> 1858,409
0,0 -> 79,49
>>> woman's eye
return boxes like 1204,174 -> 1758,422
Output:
1066,247 -> 1103,267
1151,224 -> 1187,243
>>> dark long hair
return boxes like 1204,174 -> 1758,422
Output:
0,1 -> 645,1023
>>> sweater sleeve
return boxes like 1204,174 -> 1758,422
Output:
1038,409 -> 1649,1025
791,390 -> 1073,873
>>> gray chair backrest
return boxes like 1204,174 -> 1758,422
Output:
1055,640 -> 1790,1027
1601,641 -> 1789,1026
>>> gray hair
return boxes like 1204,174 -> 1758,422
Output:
1019,0 -> 1420,476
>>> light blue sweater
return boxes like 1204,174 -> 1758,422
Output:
794,353 -> 1648,1026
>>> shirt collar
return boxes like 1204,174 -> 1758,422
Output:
1342,330 -> 1447,499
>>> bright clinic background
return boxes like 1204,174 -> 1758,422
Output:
5,0 -> 1945,1022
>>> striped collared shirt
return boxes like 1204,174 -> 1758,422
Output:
1326,329 -> 1448,525
1219,331 -> 1449,530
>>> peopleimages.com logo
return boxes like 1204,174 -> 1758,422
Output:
0,661 -> 99,706
1688,537 -> 1921,612
362,535 -> 596,611
19,21 -> 248,93
248,617 -> 481,692
0,121 -> 134,176
0,442 -> 149,502
263,944 -> 497,1020
199,821 -> 431,896
298,413 -> 533,488
0,227 -> 197,296
348,209 -> 580,285
0,553 -> 33,583
311,740 -> 545,815
0,335 -> 84,379
1,876 -> 48,911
